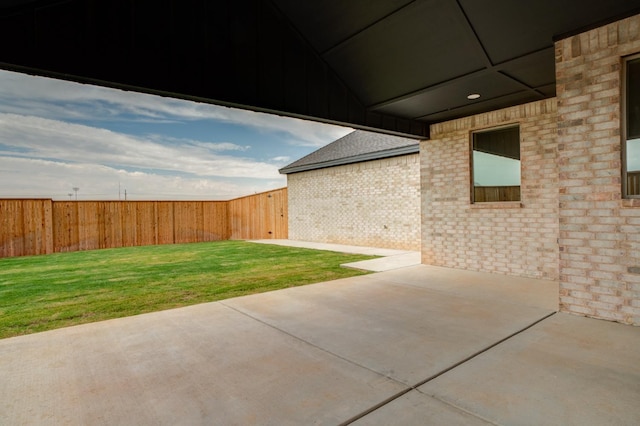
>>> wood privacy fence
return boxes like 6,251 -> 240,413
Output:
629,171 -> 640,196
474,186 -> 521,202
0,188 -> 287,258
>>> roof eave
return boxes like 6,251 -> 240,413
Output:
279,144 -> 419,175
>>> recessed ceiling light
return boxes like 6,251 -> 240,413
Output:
467,93 -> 481,100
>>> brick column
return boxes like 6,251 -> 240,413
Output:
555,14 -> 640,325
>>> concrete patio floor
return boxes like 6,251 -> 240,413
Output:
1,242 -> 639,425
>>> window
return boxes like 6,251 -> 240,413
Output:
471,125 -> 520,202
625,55 -> 640,198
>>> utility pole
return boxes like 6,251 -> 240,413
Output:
68,193 -> 72,200
72,187 -> 79,200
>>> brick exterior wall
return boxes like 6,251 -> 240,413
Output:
556,15 -> 640,325
422,99 -> 559,280
286,14 -> 640,326
287,154 -> 420,251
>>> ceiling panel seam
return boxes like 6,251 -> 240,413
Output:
412,89 -> 533,121
493,46 -> 555,68
368,67 -> 489,110
453,0 -> 492,68
266,0 -> 427,137
318,0 -> 419,57
265,0 -> 366,110
263,0 -> 429,138
367,46 -> 556,111
497,71 -> 546,98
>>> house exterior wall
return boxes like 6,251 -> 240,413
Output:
422,98 -> 559,280
555,14 -> 640,325
287,154 -> 420,251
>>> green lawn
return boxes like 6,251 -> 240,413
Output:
0,241 -> 376,339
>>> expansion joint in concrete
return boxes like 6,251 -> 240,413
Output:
339,311 -> 558,425
218,301 -> 405,384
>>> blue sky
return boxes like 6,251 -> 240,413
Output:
0,69 -> 352,200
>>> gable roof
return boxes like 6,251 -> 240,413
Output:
279,130 -> 419,174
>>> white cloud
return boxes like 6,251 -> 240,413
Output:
271,156 -> 291,163
0,113 -> 281,179
0,156 -> 285,200
0,70 -> 352,147
0,69 -> 349,199
145,135 -> 250,152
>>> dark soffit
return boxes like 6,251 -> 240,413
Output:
271,0 -> 640,130
1,0 -> 640,139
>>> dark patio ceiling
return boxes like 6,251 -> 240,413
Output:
1,0 -> 639,139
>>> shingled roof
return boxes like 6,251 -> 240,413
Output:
279,130 -> 419,174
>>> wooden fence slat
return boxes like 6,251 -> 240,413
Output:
97,202 -> 107,249
0,200 -> 23,257
43,199 -> 53,254
156,202 -> 174,245
14,201 -> 25,257
173,202 -> 199,244
77,202 -> 100,251
135,202 -> 157,246
53,201 -> 79,253
23,200 -> 39,255
202,201 -> 230,241
228,188 -> 288,240
0,201 -> 7,257
0,188 -> 287,257
1,199 -> 55,256
474,186 -> 521,202
274,188 -> 288,239
104,202 -> 123,249
0,201 -> 10,257
121,202 -> 137,247
628,171 -> 640,195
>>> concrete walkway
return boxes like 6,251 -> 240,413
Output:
250,239 -> 421,272
2,243 -> 640,425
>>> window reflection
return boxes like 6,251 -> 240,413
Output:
627,138 -> 640,196
472,126 -> 520,202
626,57 -> 640,197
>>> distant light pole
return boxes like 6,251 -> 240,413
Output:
72,187 -> 79,200
68,193 -> 73,200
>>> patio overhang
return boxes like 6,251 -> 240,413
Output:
1,0 -> 639,139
